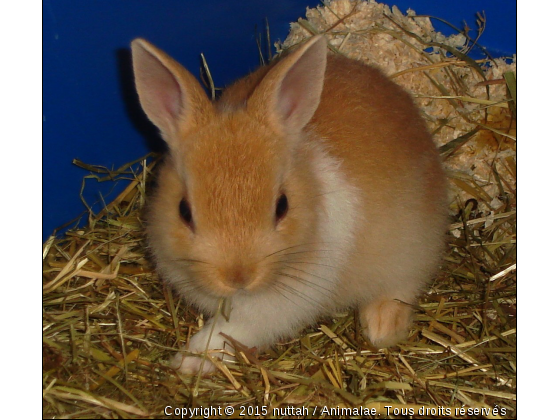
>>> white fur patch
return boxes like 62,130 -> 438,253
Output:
310,143 -> 361,278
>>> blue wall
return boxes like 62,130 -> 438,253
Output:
43,0 -> 515,240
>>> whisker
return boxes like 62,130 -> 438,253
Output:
270,284 -> 297,306
263,243 -> 324,260
271,284 -> 322,315
281,265 -> 336,290
273,260 -> 341,270
266,244 -> 383,261
262,242 -> 346,260
271,249 -> 341,257
274,271 -> 335,300
168,257 -> 211,265
273,281 -> 329,311
174,281 -> 207,296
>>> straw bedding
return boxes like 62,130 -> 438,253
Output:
43,1 -> 516,417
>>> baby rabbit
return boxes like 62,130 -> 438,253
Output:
131,36 -> 448,374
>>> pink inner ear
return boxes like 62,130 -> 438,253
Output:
158,74 -> 182,119
143,54 -> 183,121
277,78 -> 302,122
271,37 -> 326,133
277,62 -> 309,122
133,43 -> 185,132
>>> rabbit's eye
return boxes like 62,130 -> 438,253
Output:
275,193 -> 289,223
179,198 -> 194,230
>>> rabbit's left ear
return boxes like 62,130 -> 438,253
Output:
248,36 -> 327,135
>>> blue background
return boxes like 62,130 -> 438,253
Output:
43,0 -> 516,241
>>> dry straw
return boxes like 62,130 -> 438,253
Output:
43,1 -> 516,417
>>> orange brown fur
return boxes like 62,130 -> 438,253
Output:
131,36 -> 448,374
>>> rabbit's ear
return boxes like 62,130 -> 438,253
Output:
131,39 -> 213,143
248,36 -> 327,135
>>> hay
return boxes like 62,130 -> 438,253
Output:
43,1 -> 516,417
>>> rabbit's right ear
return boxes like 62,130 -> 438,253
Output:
131,39 -> 213,143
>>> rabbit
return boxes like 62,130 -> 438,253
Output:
131,35 -> 448,374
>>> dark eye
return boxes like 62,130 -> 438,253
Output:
275,193 -> 288,223
179,198 -> 194,230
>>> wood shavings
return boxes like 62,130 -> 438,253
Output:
279,0 -> 516,213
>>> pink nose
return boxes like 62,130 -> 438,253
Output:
228,266 -> 252,289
